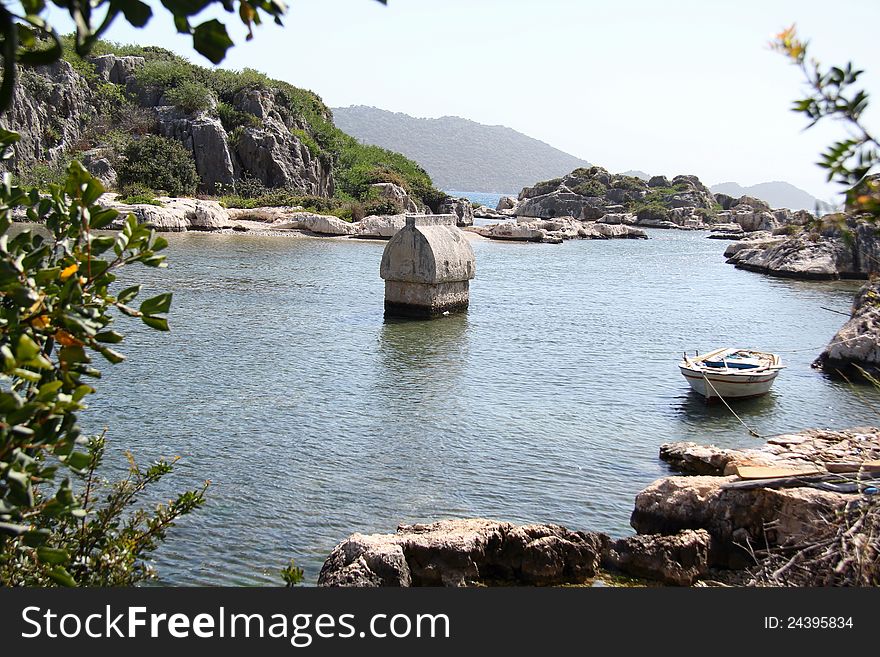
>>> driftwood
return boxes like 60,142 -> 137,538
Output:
721,471 -> 880,491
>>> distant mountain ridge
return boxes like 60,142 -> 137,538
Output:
709,181 -> 832,213
332,106 -> 590,194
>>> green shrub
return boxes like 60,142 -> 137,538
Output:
134,59 -> 197,91
119,135 -> 199,196
119,183 -> 163,205
291,128 -> 320,159
611,176 -> 646,191
634,203 -> 671,221
571,180 -> 607,197
0,135 -> 204,586
16,157 -> 71,190
216,101 -> 260,132
166,81 -> 214,114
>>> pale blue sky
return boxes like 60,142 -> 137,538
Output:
47,0 -> 879,200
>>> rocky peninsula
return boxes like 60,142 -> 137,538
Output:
317,427 -> 880,587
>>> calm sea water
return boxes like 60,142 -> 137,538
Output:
81,228 -> 879,585
445,190 -> 511,208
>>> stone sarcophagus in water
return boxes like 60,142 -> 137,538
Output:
380,215 -> 476,318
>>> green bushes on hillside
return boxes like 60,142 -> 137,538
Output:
50,38 -> 445,208
119,135 -> 199,196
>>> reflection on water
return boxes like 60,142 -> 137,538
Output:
79,229 -> 880,585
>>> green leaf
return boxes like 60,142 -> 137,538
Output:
46,566 -> 78,587
139,292 -> 172,316
141,315 -> 169,331
117,285 -> 141,304
64,451 -> 92,470
94,330 -> 124,344
37,547 -> 70,565
192,19 -> 234,64
112,0 -> 153,27
15,334 -> 41,361
97,346 -> 125,364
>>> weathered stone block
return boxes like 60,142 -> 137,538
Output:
379,215 -> 475,318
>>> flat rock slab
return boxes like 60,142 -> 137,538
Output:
660,427 -> 880,475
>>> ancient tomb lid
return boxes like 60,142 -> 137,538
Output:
379,214 -> 476,285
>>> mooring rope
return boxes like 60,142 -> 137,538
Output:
701,372 -> 763,438
773,333 -> 867,355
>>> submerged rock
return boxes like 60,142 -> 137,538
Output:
814,280 -> 880,379
318,519 -> 604,587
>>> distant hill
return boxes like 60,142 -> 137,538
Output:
710,181 -> 833,212
621,170 -> 650,181
332,106 -> 590,194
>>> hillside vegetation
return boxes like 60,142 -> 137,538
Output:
11,39 -> 444,219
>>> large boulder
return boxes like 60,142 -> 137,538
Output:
318,519 -> 604,587
601,529 -> 710,586
89,54 -> 145,85
104,196 -> 234,232
438,196 -> 474,227
370,182 -> 421,214
814,280 -> 880,379
631,475 -> 853,568
495,195 -> 518,211
355,214 -> 407,239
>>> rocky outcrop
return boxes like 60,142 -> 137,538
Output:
513,167 -> 720,230
438,196 -> 474,227
724,216 -> 880,280
355,214 -> 408,239
233,124 -> 333,196
631,475 -> 852,568
496,195 -> 518,212
318,519 -> 604,587
103,195 -> 235,232
5,61 -> 97,171
601,529 -> 710,586
634,428 -> 880,568
91,54 -> 145,85
814,281 -> 880,379
660,427 -> 880,476
156,107 -> 235,191
466,216 -> 646,243
370,182 -> 421,214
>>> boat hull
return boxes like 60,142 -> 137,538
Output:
679,366 -> 779,400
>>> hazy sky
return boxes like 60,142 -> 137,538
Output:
47,0 -> 879,201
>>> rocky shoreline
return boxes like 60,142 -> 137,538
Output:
316,427 -> 880,587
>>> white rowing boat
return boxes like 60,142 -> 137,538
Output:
679,348 -> 784,401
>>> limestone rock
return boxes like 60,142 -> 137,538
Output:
79,149 -> 118,189
156,107 -> 235,190
814,280 -> 880,379
438,196 -> 475,227
495,195 -> 518,211
631,475 -> 852,568
318,519 -> 603,587
723,226 -> 877,280
660,428 -> 880,475
601,529 -> 710,586
473,216 -> 645,243
271,212 -> 356,235
355,214 -> 407,239
103,195 -> 233,232
5,61 -> 97,172
89,54 -> 145,84
232,121 -> 333,196
370,182 -> 420,214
